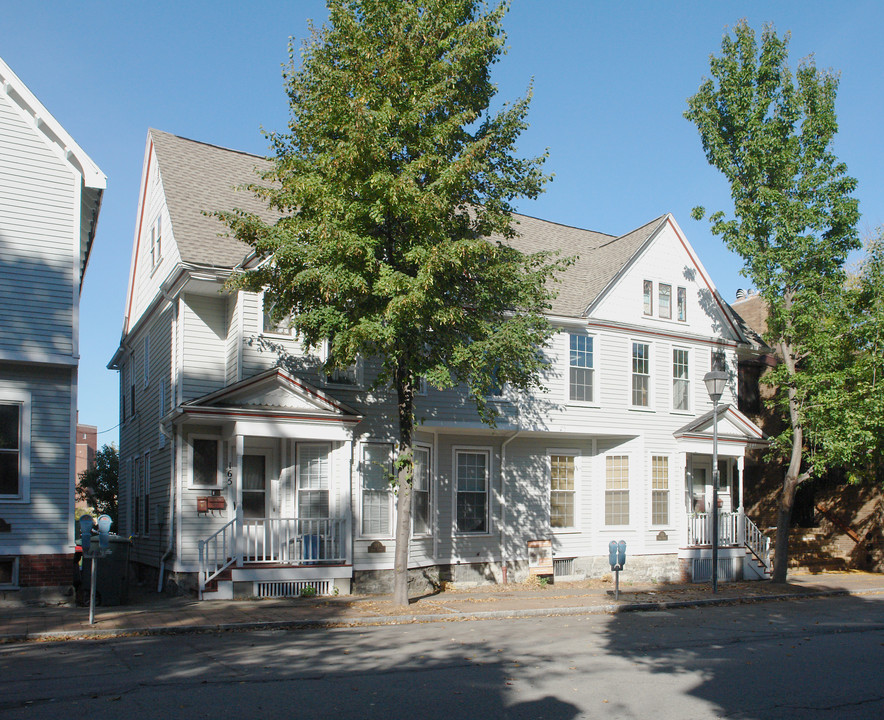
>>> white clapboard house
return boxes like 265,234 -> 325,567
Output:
111,129 -> 769,600
0,56 -> 105,599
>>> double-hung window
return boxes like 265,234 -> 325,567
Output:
455,450 -> 489,533
605,455 -> 629,525
631,342 -> 650,407
361,443 -> 393,535
569,334 -> 594,402
412,446 -> 431,535
297,443 -> 330,519
142,452 -> 150,536
549,454 -> 576,529
0,397 -> 28,499
672,348 -> 690,411
651,456 -> 669,526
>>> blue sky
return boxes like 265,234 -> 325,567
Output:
2,1 -> 882,444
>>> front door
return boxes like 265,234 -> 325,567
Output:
690,457 -> 712,513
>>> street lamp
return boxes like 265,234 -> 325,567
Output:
704,370 -> 728,594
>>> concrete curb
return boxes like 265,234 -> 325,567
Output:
4,585 -> 883,644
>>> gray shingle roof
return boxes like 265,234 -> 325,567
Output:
151,129 -> 275,268
151,129 -> 666,316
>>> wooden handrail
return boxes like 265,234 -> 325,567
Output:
815,504 -> 863,544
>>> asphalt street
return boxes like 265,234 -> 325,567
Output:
1,594 -> 882,719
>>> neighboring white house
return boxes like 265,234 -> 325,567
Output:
0,57 -> 105,600
111,129 -> 768,600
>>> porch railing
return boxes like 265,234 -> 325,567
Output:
687,510 -> 771,572
198,518 -> 236,600
241,518 -> 346,565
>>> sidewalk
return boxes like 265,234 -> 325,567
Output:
2,571 -> 883,643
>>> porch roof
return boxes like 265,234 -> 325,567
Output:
176,367 -> 363,428
673,404 -> 767,454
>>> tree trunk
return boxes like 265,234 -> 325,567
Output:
772,336 -> 810,583
391,361 -> 415,607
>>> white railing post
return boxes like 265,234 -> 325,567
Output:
235,503 -> 243,568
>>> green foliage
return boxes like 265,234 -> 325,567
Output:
77,444 -> 119,525
685,21 -> 860,475
221,0 -> 568,425
805,235 -> 884,480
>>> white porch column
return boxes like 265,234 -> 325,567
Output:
234,434 -> 244,568
737,456 -> 745,511
737,456 -> 746,546
343,438 -> 354,568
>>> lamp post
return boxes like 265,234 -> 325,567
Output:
704,370 -> 728,594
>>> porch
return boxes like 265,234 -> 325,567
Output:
684,509 -> 771,581
198,513 -> 350,599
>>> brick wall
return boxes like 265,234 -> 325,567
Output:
18,553 -> 74,587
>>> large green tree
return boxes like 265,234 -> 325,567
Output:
222,0 -> 566,605
685,21 -> 860,582
77,444 -> 119,526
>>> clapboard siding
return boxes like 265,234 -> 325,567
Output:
0,92 -> 77,358
0,367 -> 74,554
181,293 -> 228,401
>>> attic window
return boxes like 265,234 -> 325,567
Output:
677,287 -> 687,321
659,284 -> 672,319
150,215 -> 162,269
642,280 -> 653,315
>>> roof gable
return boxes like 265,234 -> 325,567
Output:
181,367 -> 361,420
674,404 -> 766,444
588,215 -> 745,342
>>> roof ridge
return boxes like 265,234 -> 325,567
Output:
150,128 -> 269,162
597,213 -> 669,248
512,210 -> 616,238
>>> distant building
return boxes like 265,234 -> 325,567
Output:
0,57 -> 105,600
75,422 -> 98,512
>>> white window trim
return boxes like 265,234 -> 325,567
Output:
671,345 -> 692,414
0,389 -> 31,503
628,339 -> 654,411
452,446 -> 493,536
412,442 -> 433,537
649,453 -> 673,529
358,440 -> 395,539
565,331 -> 599,407
0,556 -> 20,589
260,290 -> 293,338
547,448 -> 581,533
188,434 -> 223,488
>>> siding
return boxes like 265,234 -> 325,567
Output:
181,293 -> 228,401
0,366 -> 75,554
0,92 -> 77,358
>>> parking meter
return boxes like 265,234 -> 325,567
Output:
97,514 -> 112,551
608,540 -> 619,570
79,514 -> 93,553
617,540 -> 627,569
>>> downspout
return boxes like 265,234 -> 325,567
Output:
157,295 -> 179,593
500,430 -> 521,584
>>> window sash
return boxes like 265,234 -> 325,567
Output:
412,446 -> 431,535
456,451 -> 488,533
673,349 -> 690,411
192,438 -> 220,486
651,456 -> 669,525
605,456 -> 629,525
631,343 -> 650,407
298,444 -> 330,519
362,444 -> 392,535
569,334 -> 594,402
550,455 -> 575,528
0,404 -> 20,496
